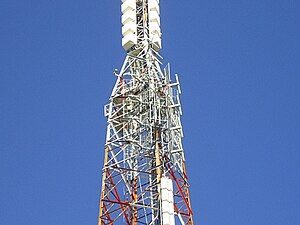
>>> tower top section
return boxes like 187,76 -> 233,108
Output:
121,0 -> 162,52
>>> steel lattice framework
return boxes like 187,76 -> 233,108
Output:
98,1 -> 194,224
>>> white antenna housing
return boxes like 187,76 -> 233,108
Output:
161,177 -> 175,225
121,0 -> 137,51
121,0 -> 162,51
148,0 -> 162,50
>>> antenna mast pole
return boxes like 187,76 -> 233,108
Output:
98,1 -> 194,224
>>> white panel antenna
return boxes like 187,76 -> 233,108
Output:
161,177 -> 175,225
148,0 -> 162,50
121,0 -> 137,51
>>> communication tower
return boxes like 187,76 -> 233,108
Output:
98,1 -> 194,224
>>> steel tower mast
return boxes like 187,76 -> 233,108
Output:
98,1 -> 194,224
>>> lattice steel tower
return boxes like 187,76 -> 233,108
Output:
98,1 -> 194,224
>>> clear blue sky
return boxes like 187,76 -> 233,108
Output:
0,1 -> 299,224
